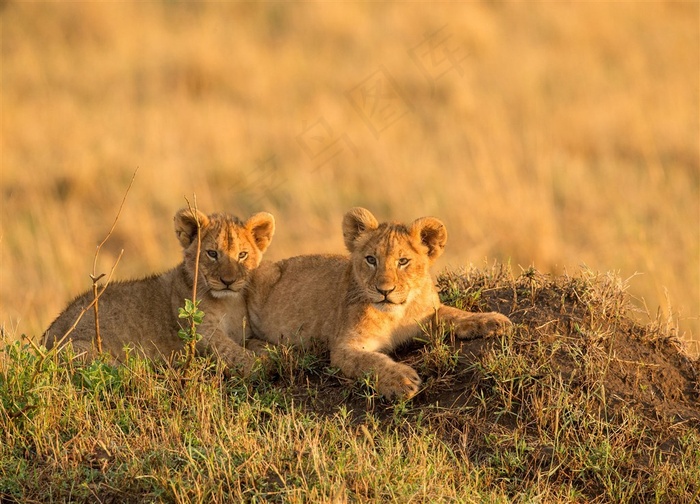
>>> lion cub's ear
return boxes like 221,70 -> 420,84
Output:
342,207 -> 379,252
174,208 -> 210,248
245,212 -> 275,253
410,217 -> 447,262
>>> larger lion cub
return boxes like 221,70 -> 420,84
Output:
43,208 -> 275,375
247,207 -> 512,399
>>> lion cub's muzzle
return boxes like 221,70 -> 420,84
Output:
221,277 -> 243,290
209,275 -> 247,297
371,285 -> 405,305
205,260 -> 251,296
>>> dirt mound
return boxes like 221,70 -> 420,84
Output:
426,267 -> 699,423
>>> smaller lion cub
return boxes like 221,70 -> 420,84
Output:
43,208 -> 275,375
247,207 -> 512,400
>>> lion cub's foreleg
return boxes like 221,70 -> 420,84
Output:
329,308 -> 511,400
196,316 -> 258,377
436,305 -> 512,340
198,335 -> 258,376
331,344 -> 422,400
330,328 -> 422,400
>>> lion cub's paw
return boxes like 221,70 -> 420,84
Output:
244,338 -> 272,355
453,312 -> 513,340
219,349 -> 260,378
375,362 -> 422,400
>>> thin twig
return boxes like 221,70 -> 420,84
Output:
90,273 -> 106,353
89,168 -> 138,353
182,194 -> 202,371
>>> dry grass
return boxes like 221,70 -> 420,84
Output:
1,3 -> 698,347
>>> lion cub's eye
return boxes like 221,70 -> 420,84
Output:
398,258 -> 410,267
238,251 -> 248,261
365,255 -> 377,266
206,250 -> 218,260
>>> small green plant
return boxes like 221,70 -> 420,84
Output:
73,358 -> 122,397
178,298 -> 205,357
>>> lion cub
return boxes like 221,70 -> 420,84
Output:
247,207 -> 512,399
43,208 -> 275,375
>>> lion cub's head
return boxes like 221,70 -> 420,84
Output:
174,208 -> 275,298
342,207 -> 446,309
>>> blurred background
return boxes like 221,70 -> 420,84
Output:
2,2 -> 698,351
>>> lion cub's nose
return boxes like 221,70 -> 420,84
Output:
376,285 -> 396,297
220,277 -> 235,288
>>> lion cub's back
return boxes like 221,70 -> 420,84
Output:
44,272 -> 181,360
248,254 -> 349,345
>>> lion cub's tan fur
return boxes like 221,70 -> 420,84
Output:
43,208 -> 275,374
247,207 -> 512,399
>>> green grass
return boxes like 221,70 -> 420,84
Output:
1,266 -> 698,503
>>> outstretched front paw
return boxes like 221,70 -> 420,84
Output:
375,362 -> 422,400
212,344 -> 262,379
452,312 -> 513,340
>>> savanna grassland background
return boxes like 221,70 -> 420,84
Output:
2,2 -> 698,348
